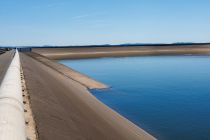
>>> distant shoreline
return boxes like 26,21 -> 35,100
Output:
2,42 -> 210,49
32,44 -> 210,60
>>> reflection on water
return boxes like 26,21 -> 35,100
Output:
60,56 -> 210,140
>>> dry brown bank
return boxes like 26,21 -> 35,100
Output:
33,45 -> 210,60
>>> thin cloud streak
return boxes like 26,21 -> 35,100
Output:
71,12 -> 106,20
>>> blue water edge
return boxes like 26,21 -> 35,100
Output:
59,56 -> 210,140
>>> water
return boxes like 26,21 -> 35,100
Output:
59,56 -> 210,140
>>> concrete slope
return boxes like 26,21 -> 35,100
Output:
20,52 -> 156,140
25,52 -> 108,89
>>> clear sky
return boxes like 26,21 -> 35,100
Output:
0,0 -> 210,46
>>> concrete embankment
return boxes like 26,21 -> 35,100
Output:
25,52 -> 107,89
20,52 -> 156,140
32,44 -> 210,60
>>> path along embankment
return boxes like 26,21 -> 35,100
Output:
20,52 -> 156,140
32,44 -> 210,60
0,50 -> 15,84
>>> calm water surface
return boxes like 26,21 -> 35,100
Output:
59,56 -> 210,140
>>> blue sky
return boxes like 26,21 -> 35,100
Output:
0,0 -> 210,46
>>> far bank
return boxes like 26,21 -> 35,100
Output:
31,44 -> 210,60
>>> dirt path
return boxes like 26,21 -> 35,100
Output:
0,50 -> 15,84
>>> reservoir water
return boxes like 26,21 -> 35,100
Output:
59,56 -> 210,140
